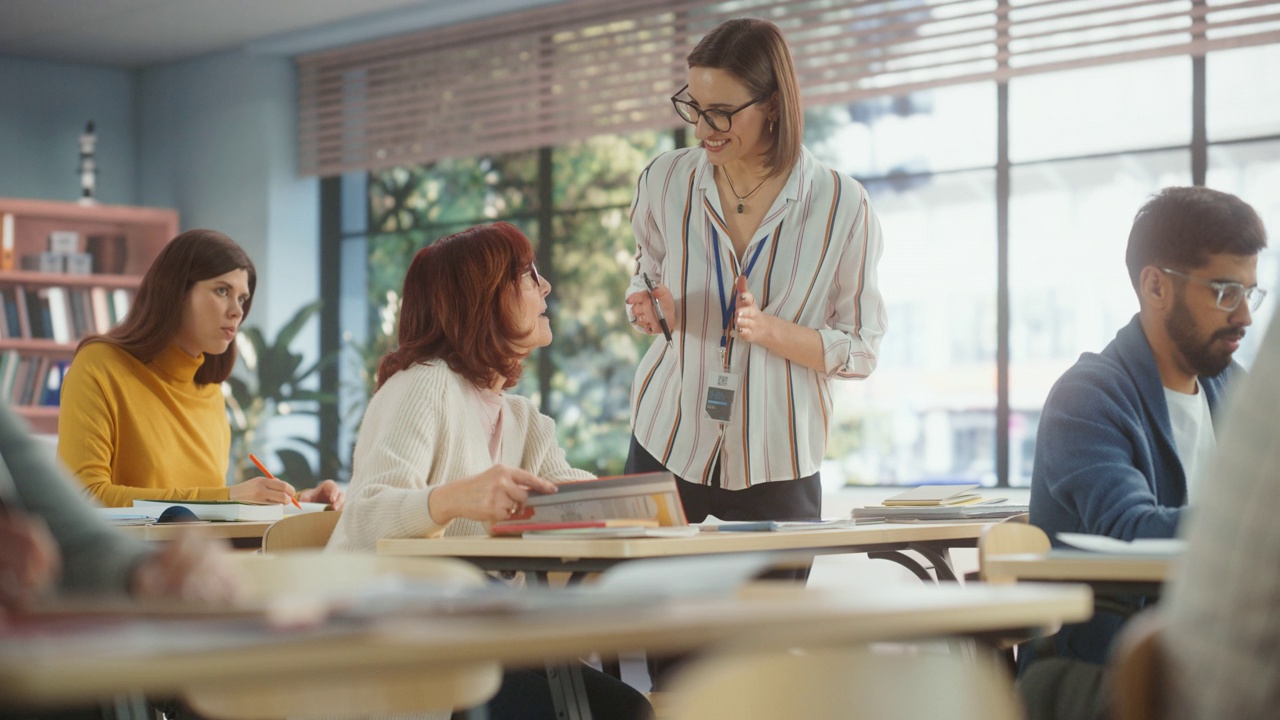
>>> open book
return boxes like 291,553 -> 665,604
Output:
131,499 -> 285,522
489,471 -> 688,536
882,484 -> 983,506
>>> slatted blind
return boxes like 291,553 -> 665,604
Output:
297,0 -> 1280,176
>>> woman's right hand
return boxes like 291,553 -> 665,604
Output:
0,513 -> 61,614
626,281 -> 676,335
228,475 -> 298,504
427,465 -> 559,524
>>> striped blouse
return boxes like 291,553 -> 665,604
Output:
627,145 -> 887,490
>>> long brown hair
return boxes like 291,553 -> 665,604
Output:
687,18 -> 804,176
376,222 -> 537,392
79,228 -> 257,385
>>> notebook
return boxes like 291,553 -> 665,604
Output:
131,499 -> 284,522
881,484 -> 983,506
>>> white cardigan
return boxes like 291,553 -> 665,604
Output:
328,361 -> 593,552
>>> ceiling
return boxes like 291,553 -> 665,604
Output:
0,0 -> 563,68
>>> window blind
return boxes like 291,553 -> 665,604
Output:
297,0 -> 1280,176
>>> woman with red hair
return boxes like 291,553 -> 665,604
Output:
328,223 -> 649,720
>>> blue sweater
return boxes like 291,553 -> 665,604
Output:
1029,314 -> 1237,664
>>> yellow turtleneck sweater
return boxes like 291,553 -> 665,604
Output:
58,342 -> 232,507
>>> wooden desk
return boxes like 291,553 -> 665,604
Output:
983,551 -> 1175,597
116,520 -> 275,545
0,582 -> 1092,709
379,522 -> 989,582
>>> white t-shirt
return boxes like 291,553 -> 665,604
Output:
1164,382 -> 1216,504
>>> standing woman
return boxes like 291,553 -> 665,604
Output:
626,18 -> 886,526
59,229 -> 344,509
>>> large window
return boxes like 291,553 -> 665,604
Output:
324,45 -> 1280,488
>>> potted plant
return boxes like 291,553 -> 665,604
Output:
224,300 -> 340,486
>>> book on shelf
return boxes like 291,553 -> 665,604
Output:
488,471 -> 688,536
19,252 -> 64,274
44,287 -> 70,343
131,499 -> 285,522
881,484 -> 985,507
84,234 -> 127,274
47,231 -> 79,255
1,212 -> 13,270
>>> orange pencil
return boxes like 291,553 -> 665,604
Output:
249,453 -> 301,509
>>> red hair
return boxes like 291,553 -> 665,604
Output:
376,222 -> 537,392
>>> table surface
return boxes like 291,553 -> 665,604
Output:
115,520 -> 276,542
378,521 -> 989,561
982,551 -> 1175,583
0,581 -> 1092,706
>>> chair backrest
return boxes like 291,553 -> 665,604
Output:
227,549 -> 488,601
1108,611 -> 1166,720
979,516 -> 1049,583
664,646 -> 1023,720
184,551 -> 499,719
260,510 -> 343,553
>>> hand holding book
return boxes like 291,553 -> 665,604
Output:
427,464 -> 559,525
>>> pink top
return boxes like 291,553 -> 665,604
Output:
466,382 -> 505,462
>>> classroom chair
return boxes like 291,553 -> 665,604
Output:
969,517 -> 1054,673
662,646 -> 1024,720
1107,610 -> 1166,720
977,516 -> 1047,584
260,509 -> 343,552
181,551 -> 502,720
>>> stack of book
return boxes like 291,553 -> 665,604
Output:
853,484 -> 1029,522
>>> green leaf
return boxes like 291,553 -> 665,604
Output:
275,448 -> 317,487
274,300 -> 323,351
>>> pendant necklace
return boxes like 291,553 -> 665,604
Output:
722,167 -> 770,214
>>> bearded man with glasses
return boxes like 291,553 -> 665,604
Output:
1028,186 -> 1268,670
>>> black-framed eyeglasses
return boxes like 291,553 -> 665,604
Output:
1159,267 -> 1266,312
670,84 -> 769,133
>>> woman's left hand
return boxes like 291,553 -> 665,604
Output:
298,480 -> 346,511
733,274 -> 776,345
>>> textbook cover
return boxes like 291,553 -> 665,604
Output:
489,471 -> 687,536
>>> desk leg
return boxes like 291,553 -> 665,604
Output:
866,550 -> 935,582
545,662 -> 593,720
909,544 -> 958,582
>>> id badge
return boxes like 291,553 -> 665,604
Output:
704,371 -> 740,424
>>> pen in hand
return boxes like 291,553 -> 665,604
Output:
642,272 -> 674,348
248,453 -> 301,509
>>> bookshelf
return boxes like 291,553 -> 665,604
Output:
0,198 -> 178,433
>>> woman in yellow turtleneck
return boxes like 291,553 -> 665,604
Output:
58,229 -> 343,510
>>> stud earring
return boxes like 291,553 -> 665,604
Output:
769,119 -> 776,134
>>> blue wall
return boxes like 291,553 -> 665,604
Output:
0,50 -> 320,450
0,51 -> 318,339
136,50 -> 319,334
0,56 -> 138,204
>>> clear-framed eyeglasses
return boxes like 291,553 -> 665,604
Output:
670,84 -> 769,133
1159,267 -> 1267,312
521,263 -> 541,285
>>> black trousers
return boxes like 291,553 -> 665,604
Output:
624,434 -> 820,688
624,434 -> 823,523
479,666 -> 651,720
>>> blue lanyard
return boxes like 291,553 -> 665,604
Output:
712,226 -> 772,356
